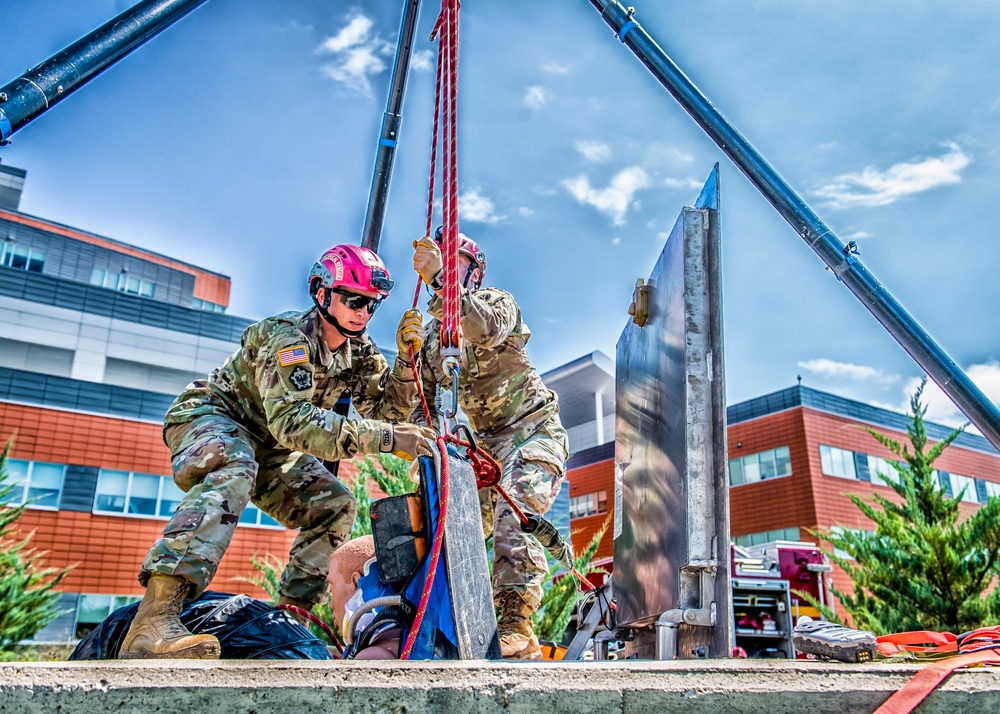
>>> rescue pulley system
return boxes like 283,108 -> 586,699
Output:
396,0 -> 596,661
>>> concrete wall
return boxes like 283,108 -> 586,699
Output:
1,660 -> 998,713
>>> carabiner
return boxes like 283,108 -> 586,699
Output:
443,361 -> 460,419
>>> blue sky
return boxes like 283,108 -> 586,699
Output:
3,1 -> 1000,427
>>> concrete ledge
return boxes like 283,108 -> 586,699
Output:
2,660 -> 1000,713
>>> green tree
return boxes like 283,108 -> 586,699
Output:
0,440 -> 71,657
813,381 -> 1000,634
533,514 -> 612,643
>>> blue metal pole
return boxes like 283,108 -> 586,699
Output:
362,0 -> 423,253
587,0 -> 1000,451
0,0 -> 209,145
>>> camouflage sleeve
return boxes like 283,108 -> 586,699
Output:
458,288 -> 519,348
351,348 -> 419,423
254,331 -> 388,460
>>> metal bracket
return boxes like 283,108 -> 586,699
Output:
627,278 -> 651,326
661,560 -> 718,627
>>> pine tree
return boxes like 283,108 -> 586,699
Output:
0,440 -> 71,655
814,381 -> 1000,634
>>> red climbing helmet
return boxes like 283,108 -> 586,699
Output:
434,226 -> 486,288
309,244 -> 394,299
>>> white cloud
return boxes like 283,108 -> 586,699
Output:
517,206 -> 534,217
842,230 -> 873,241
611,237 -> 621,245
319,16 -> 373,52
410,50 -> 433,72
898,361 -> 1000,428
561,166 -> 651,225
798,358 -> 899,384
663,177 -> 703,190
460,188 -> 504,224
317,14 -> 391,96
814,143 -> 972,209
524,86 -> 547,109
542,61 -> 571,75
574,140 -> 611,163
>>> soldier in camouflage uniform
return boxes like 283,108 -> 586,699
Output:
411,231 -> 569,660
120,244 -> 433,659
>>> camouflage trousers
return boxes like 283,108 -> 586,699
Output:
480,422 -> 569,609
140,413 -> 356,604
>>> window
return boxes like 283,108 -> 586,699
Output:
947,473 -> 980,504
1,243 -> 45,272
820,445 -> 857,480
192,297 -> 226,313
3,459 -> 65,509
733,527 -> 801,547
984,481 -> 1000,501
74,594 -> 141,639
92,469 -> 279,527
89,268 -> 155,298
94,470 -> 182,518
867,455 -> 900,487
569,490 -> 608,519
728,446 -> 792,486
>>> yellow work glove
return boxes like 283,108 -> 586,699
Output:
413,236 -> 443,289
396,308 -> 424,356
377,422 -> 435,461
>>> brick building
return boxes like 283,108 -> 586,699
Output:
0,163 -> 309,642
543,351 -> 1000,608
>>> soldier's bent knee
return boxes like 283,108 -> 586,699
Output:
172,434 -> 257,493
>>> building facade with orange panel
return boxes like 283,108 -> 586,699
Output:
1,163 -> 353,643
543,352 -> 1000,614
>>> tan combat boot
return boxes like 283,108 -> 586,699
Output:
119,574 -> 220,659
496,590 -> 542,660
277,594 -> 314,627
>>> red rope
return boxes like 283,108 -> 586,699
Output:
400,434 -> 451,660
402,5 -> 459,650
409,344 -> 434,427
439,0 -> 461,354
444,432 -> 596,593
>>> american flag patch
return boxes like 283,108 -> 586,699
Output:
278,345 -> 309,366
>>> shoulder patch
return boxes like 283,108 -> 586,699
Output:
289,365 -> 313,391
278,345 -> 309,366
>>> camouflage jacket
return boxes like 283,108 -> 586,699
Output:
413,288 -> 562,450
164,308 -> 418,461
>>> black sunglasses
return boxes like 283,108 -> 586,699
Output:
333,288 -> 383,314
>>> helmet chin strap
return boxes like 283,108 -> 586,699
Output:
314,293 -> 366,338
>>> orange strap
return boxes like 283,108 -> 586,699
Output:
873,647 -> 1000,714
876,630 -> 957,657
